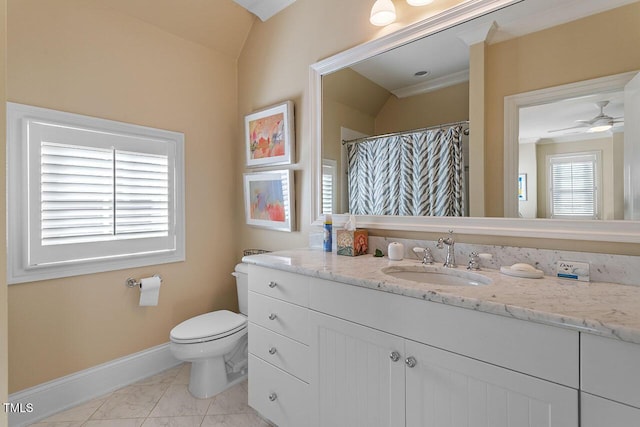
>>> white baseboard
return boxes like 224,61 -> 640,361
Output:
7,342 -> 181,426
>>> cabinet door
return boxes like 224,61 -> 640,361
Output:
309,311 -> 405,427
405,340 -> 578,427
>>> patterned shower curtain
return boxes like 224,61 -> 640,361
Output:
346,125 -> 465,216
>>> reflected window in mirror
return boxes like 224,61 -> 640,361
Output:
547,152 -> 601,220
322,159 -> 338,215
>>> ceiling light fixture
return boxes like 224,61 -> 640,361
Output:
407,0 -> 434,6
370,0 -> 397,26
588,124 -> 613,133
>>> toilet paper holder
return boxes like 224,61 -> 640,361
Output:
125,274 -> 163,288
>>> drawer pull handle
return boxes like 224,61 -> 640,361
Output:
268,347 -> 277,355
268,281 -> 277,288
405,356 -> 417,368
268,313 -> 277,320
269,392 -> 278,402
389,351 -> 400,362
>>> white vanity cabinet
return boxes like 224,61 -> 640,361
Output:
580,334 -> 640,426
309,307 -> 577,427
309,311 -> 406,427
404,339 -> 577,427
248,265 -> 582,426
247,265 -> 310,427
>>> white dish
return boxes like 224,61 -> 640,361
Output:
500,266 -> 544,279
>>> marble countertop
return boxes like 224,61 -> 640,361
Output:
243,248 -> 640,345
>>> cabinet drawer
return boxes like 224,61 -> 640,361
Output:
249,291 -> 309,344
249,322 -> 310,383
581,393 -> 640,427
248,354 -> 309,427
249,265 -> 309,306
581,334 -> 640,408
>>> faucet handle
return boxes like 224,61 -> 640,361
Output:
412,247 -> 435,264
467,252 -> 481,270
422,248 -> 435,265
467,252 -> 492,270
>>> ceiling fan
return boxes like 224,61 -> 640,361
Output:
548,100 -> 623,134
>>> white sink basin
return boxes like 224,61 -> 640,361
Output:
381,265 -> 492,287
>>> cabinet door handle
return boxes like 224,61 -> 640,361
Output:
269,392 -> 278,402
269,347 -> 277,355
389,351 -> 401,362
268,313 -> 277,320
405,356 -> 417,368
268,281 -> 277,288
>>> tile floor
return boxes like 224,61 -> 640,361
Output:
30,364 -> 274,427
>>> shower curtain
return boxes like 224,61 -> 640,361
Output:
346,125 -> 465,217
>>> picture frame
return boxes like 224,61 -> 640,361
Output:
518,173 -> 528,201
243,170 -> 295,232
244,101 -> 295,167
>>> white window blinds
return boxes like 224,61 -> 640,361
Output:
548,152 -> 599,219
115,150 -> 169,238
322,159 -> 337,215
40,143 -> 170,246
7,102 -> 184,284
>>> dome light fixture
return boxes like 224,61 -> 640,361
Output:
370,0 -> 397,26
407,0 -> 434,6
588,124 -> 613,133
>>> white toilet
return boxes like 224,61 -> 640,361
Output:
169,263 -> 249,398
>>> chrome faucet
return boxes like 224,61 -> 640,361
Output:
436,230 -> 456,268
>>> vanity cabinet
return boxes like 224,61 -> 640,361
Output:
404,340 -> 576,427
309,311 -> 406,427
247,266 -> 310,427
309,310 -> 577,427
248,265 -> 583,426
580,334 -> 640,426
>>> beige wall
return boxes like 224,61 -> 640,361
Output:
7,0 -> 240,392
375,82 -> 469,134
485,3 -> 640,217
1,0 -> 7,422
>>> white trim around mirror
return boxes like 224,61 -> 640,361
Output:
309,0 -> 640,243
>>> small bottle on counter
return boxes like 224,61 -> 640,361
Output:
323,214 -> 332,252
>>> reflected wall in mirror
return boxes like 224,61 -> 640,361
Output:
318,0 -> 640,222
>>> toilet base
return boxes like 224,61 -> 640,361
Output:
188,356 -> 230,398
184,335 -> 248,399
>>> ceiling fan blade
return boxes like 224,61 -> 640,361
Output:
548,125 -> 588,133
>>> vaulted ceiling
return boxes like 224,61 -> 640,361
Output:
89,0 -> 257,58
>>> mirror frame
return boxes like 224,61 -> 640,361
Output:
309,0 -> 640,243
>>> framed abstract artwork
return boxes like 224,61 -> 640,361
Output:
244,101 -> 295,167
243,170 -> 295,232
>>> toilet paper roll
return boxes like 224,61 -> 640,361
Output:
139,276 -> 162,306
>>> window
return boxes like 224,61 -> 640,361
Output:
7,103 -> 185,284
322,159 -> 337,215
547,152 -> 600,220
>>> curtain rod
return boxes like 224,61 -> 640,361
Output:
342,120 -> 470,145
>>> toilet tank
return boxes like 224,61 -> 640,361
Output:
233,263 -> 249,316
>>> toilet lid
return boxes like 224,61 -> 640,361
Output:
170,310 -> 247,343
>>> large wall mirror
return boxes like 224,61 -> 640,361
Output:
310,0 -> 640,243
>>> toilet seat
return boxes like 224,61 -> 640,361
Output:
170,310 -> 247,344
